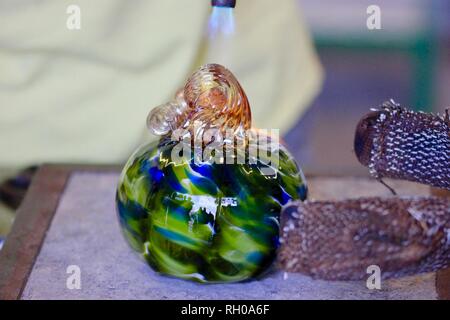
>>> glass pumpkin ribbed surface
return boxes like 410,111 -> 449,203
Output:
116,64 -> 307,283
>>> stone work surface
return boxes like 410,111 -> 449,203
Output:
22,172 -> 437,299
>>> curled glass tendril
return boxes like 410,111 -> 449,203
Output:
147,64 -> 251,139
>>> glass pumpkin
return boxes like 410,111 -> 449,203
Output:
116,64 -> 307,283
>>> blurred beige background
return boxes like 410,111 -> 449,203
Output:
0,0 -> 323,236
0,0 -> 322,167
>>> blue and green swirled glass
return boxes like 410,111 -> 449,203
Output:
116,138 -> 307,283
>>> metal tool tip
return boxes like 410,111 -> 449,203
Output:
211,0 -> 236,8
